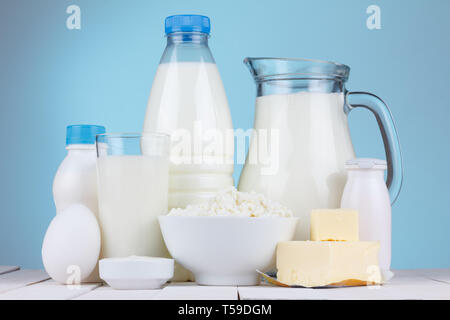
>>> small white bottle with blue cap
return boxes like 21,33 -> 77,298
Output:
53,125 -> 106,215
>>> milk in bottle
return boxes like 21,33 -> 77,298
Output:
53,125 -> 106,215
144,15 -> 234,209
144,15 -> 234,281
53,124 -> 106,282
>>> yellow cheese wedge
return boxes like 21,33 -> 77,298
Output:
276,241 -> 381,287
310,209 -> 359,241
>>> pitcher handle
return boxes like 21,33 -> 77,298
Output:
346,91 -> 403,204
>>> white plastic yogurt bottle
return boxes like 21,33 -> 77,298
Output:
143,15 -> 234,210
340,158 -> 392,271
53,125 -> 106,215
52,125 -> 105,283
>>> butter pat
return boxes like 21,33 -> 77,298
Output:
276,241 -> 381,287
310,209 -> 359,241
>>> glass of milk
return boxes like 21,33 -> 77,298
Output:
96,133 -> 170,259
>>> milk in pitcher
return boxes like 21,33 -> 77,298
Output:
239,57 -> 403,241
238,91 -> 355,240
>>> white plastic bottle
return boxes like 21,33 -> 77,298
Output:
144,15 -> 234,210
340,158 -> 392,271
53,124 -> 105,282
53,125 -> 106,215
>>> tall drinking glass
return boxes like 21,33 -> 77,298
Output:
96,133 -> 170,259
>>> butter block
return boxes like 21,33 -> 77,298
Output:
276,241 -> 381,287
310,209 -> 359,241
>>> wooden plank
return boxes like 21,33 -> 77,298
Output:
391,269 -> 450,285
75,285 -> 163,300
0,270 -> 49,294
1,269 -> 448,300
414,269 -> 450,284
0,266 -> 19,275
239,270 -> 450,300
0,279 -> 101,300
154,282 -> 238,300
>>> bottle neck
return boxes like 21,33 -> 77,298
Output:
161,32 -> 215,64
66,144 -> 96,155
166,32 -> 209,46
347,169 -> 385,180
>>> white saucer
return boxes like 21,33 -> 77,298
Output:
99,256 -> 174,290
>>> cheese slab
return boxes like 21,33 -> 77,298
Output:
276,241 -> 381,287
310,209 -> 359,241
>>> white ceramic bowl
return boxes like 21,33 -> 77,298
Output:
99,256 -> 174,290
158,216 -> 298,286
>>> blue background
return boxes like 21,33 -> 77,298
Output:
1,0 -> 449,269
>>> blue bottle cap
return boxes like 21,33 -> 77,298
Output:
165,15 -> 210,35
66,125 -> 106,145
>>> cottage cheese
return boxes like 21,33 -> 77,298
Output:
167,187 -> 293,217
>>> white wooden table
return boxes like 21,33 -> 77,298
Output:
0,267 -> 449,300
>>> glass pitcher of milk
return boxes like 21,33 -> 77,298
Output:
238,58 -> 403,240
144,15 -> 234,210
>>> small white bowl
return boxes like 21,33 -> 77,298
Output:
99,256 -> 174,290
158,216 -> 298,286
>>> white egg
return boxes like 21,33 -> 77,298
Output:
42,204 -> 100,284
